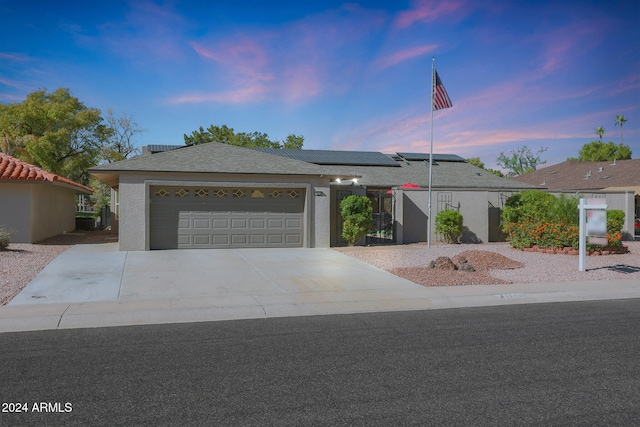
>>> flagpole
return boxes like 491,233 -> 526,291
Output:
428,57 -> 435,248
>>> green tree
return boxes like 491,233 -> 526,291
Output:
576,141 -> 632,161
615,114 -> 627,144
340,195 -> 372,245
496,146 -> 547,177
595,126 -> 605,142
183,124 -> 304,149
283,134 -> 304,149
466,157 -> 485,168
466,157 -> 505,177
0,88 -> 104,184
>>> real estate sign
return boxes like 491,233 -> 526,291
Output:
579,198 -> 607,272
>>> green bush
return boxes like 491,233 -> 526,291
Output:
0,226 -> 11,251
501,191 -> 625,250
549,193 -> 580,225
435,209 -> 464,244
340,195 -> 373,245
605,210 -> 624,248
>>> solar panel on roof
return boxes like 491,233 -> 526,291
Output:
396,152 -> 465,162
252,148 -> 400,166
147,144 -> 184,153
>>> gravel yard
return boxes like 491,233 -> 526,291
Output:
0,230 -> 117,305
336,241 -> 640,287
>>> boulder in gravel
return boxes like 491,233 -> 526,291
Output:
459,263 -> 475,272
433,256 -> 458,270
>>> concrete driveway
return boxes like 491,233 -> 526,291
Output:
4,243 -> 640,333
9,243 -> 422,305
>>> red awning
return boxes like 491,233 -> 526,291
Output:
386,182 -> 421,194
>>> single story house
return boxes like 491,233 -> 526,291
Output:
90,142 -> 546,251
0,153 -> 93,243
512,159 -> 639,237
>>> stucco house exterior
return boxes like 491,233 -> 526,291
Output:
0,153 -> 93,243
89,142 -> 542,251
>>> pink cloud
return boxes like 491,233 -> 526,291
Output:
97,1 -> 189,63
395,0 -> 467,28
167,84 -> 269,105
374,44 -> 439,70
0,77 -> 25,90
282,64 -> 323,102
527,20 -> 606,78
0,52 -> 33,62
177,4 -> 387,105
190,40 -> 273,83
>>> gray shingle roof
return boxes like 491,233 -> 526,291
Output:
90,143 -> 538,190
90,142 -> 326,176
512,159 -> 640,190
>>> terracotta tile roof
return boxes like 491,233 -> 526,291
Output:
0,152 -> 92,193
512,159 -> 640,190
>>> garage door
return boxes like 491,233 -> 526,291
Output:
150,186 -> 305,249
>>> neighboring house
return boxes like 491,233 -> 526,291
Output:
0,153 -> 93,243
513,159 -> 639,237
89,142 -> 539,251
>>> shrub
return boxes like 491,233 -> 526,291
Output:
500,190 -> 556,231
501,192 -> 626,250
0,226 -> 11,251
550,193 -> 580,225
340,195 -> 373,245
435,209 -> 464,244
605,210 -> 624,248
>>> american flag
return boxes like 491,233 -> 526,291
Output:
433,69 -> 453,111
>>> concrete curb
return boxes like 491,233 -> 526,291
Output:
2,279 -> 638,333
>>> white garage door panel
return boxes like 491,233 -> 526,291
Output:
150,186 -> 305,249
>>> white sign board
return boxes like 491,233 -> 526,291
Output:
587,210 -> 608,245
579,198 -> 607,272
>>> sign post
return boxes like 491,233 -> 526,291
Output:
578,198 -> 608,272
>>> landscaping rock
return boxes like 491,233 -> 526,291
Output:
459,263 -> 475,272
433,256 -> 457,270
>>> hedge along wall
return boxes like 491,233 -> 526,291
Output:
500,190 -> 630,251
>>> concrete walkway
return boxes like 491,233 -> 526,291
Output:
2,243 -> 639,333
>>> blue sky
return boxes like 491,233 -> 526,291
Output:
1,0 -> 638,171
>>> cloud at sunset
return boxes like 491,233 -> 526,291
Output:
0,0 -> 636,166
394,0 -> 467,28
373,45 -> 439,70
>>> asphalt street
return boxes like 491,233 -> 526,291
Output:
1,299 -> 639,426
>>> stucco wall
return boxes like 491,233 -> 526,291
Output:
30,184 -> 77,242
0,182 -> 76,243
0,183 -> 32,243
396,189 -> 494,244
395,188 -> 637,245
116,172 -> 331,251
